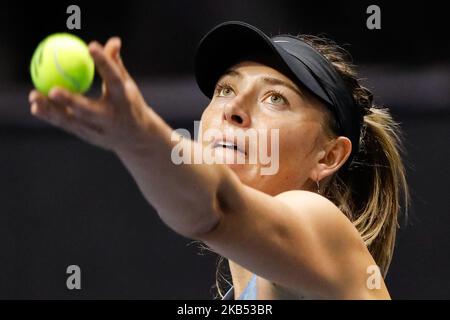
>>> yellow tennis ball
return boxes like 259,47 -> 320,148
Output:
30,33 -> 95,95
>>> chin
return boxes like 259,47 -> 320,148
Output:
227,164 -> 264,187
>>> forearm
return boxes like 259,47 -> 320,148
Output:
114,106 -> 232,238
28,37 -> 236,238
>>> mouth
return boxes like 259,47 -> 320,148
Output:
212,138 -> 247,156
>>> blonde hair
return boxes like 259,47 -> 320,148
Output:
300,34 -> 410,277
213,34 -> 410,298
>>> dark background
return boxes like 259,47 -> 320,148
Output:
0,1 -> 449,299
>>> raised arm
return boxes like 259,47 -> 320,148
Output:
29,37 -> 226,237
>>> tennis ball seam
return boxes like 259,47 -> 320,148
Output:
53,48 -> 81,92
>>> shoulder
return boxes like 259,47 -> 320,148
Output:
275,189 -> 343,217
274,190 -> 379,297
275,189 -> 365,247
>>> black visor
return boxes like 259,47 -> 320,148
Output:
195,21 -> 362,168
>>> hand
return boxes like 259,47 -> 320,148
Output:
28,37 -> 153,152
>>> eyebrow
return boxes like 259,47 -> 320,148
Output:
220,69 -> 303,97
262,77 -> 303,97
221,69 -> 242,79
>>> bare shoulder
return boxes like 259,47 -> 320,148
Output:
274,190 -> 387,299
201,185 -> 388,298
275,189 -> 348,221
275,190 -> 366,248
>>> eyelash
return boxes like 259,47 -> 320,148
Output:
214,82 -> 290,106
214,82 -> 234,96
266,90 -> 289,106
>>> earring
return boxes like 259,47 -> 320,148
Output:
316,179 -> 321,194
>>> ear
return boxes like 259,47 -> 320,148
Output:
309,136 -> 352,181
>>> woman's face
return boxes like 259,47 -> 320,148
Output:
200,61 -> 331,195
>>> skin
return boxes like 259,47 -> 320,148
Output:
28,37 -> 390,299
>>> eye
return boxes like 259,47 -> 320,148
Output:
220,87 -> 234,97
215,83 -> 235,97
264,91 -> 288,107
269,95 -> 284,104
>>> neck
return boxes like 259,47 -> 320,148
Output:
228,260 -> 253,298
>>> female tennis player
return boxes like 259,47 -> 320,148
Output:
28,21 -> 409,299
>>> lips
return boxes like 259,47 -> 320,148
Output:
212,135 -> 247,155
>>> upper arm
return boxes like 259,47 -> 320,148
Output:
197,177 -> 376,298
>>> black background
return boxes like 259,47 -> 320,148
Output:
0,0 -> 449,299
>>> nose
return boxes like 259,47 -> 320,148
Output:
223,98 -> 251,128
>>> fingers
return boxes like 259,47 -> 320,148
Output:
48,87 -> 100,120
104,37 -> 130,79
29,89 -> 104,136
88,41 -> 125,95
29,89 -> 76,128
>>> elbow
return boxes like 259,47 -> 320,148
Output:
183,179 -> 234,240
188,210 -> 223,240
169,166 -> 241,240
157,198 -> 223,240
191,168 -> 244,240
187,184 -> 226,239
189,176 -> 242,240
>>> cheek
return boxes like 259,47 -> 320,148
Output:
200,106 -> 217,130
200,103 -> 221,130
278,125 -> 318,167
